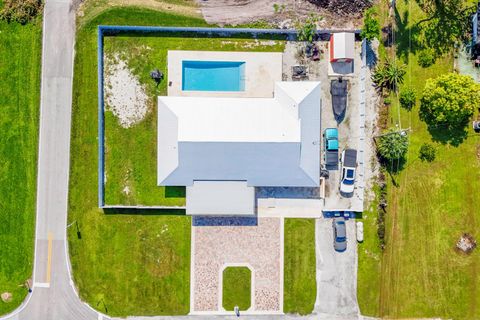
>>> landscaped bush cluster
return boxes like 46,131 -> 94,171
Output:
296,13 -> 321,42
0,0 -> 43,24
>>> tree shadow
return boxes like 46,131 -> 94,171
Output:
394,6 -> 422,62
426,123 -> 469,147
379,156 -> 407,187
366,40 -> 378,69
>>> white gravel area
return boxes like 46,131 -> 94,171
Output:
192,218 -> 282,312
104,54 -> 149,128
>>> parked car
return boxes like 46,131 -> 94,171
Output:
323,128 -> 339,168
333,217 -> 347,252
340,148 -> 357,195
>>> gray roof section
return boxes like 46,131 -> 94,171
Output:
158,81 -> 321,187
186,181 -> 255,215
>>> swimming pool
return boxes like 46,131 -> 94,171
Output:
182,60 -> 245,91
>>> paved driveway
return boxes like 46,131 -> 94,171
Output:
314,218 -> 359,318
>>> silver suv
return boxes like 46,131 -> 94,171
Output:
333,217 -> 347,252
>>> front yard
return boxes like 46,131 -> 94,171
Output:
283,218 -> 316,315
222,267 -> 251,311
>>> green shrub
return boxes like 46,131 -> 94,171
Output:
296,14 -> 321,42
417,49 -> 436,68
419,143 -> 436,162
399,87 -> 416,111
0,0 -> 43,24
360,7 -> 380,41
383,97 -> 392,105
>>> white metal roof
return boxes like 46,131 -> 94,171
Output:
332,32 -> 355,60
157,81 -> 321,187
186,181 -> 255,215
161,97 -> 300,142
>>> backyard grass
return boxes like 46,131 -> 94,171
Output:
102,18 -> 285,206
222,267 -> 251,311
0,20 -> 41,315
283,219 -> 316,315
357,0 -> 480,319
68,6 -> 285,316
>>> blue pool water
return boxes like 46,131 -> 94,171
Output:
182,60 -> 245,91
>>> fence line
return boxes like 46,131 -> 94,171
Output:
97,25 -> 361,209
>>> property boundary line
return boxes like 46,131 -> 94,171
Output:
97,25 -> 361,209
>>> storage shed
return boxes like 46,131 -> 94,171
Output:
329,32 -> 355,63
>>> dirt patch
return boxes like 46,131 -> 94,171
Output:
195,0 -> 366,28
104,54 -> 149,128
1,292 -> 12,303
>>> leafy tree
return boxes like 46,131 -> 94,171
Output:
360,7 -> 380,41
0,0 -> 43,24
372,59 -> 406,91
377,128 -> 409,161
415,0 -> 476,55
419,143 -> 436,162
399,87 -> 416,110
420,73 -> 480,128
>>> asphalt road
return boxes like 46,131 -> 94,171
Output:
3,0 -> 97,319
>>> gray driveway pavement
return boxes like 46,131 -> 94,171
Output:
314,218 -> 359,318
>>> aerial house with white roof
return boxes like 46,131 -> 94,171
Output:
157,81 -> 322,216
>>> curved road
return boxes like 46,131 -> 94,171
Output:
3,0 -> 97,319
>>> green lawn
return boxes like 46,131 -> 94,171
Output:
102,19 -> 285,206
68,6 -> 285,316
357,0 -> 480,319
0,20 -> 41,315
283,219 -> 316,315
222,267 -> 251,311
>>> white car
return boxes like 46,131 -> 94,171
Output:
340,149 -> 357,195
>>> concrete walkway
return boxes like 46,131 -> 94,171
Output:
2,0 -> 97,319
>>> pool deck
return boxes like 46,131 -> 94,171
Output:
167,50 -> 283,98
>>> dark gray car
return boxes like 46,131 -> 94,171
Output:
333,217 -> 347,252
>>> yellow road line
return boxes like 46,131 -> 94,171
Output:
46,232 -> 53,283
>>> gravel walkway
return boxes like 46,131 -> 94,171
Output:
192,217 -> 282,312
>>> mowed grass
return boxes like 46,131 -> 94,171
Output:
222,267 -> 251,311
0,21 -> 41,315
68,8 -> 212,316
102,21 -> 285,206
357,1 -> 480,319
283,219 -> 316,315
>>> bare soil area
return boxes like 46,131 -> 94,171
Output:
195,0 -> 367,28
104,54 -> 149,128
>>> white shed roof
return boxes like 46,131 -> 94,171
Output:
332,32 -> 355,60
157,81 -> 321,187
